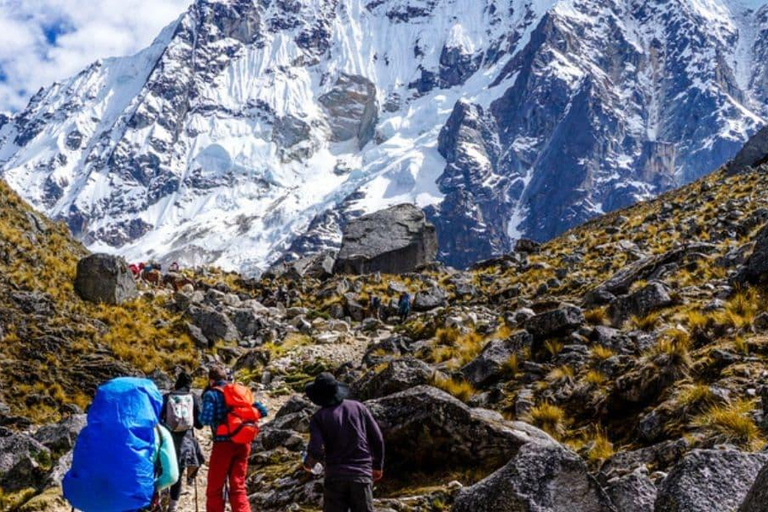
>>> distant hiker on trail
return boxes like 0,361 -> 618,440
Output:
161,372 -> 205,512
397,292 -> 411,323
304,373 -> 385,512
368,295 -> 381,320
64,377 -> 179,512
200,364 -> 268,512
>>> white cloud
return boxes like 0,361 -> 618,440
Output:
0,0 -> 193,112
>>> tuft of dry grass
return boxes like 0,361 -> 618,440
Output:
629,312 -> 661,332
591,345 -> 614,361
432,375 -> 475,402
692,399 -> 765,451
527,402 -> 568,439
586,428 -> 615,463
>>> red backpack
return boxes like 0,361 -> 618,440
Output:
213,383 -> 262,444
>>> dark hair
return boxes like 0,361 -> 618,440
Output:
175,371 -> 193,390
208,365 -> 228,382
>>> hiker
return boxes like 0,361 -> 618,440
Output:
368,296 -> 381,320
303,373 -> 385,512
64,377 -> 179,512
200,365 -> 268,512
169,261 -> 180,273
161,372 -> 205,512
397,292 -> 411,323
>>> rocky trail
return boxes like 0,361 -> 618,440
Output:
8,162 -> 768,511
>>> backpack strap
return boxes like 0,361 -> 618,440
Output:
154,425 -> 164,479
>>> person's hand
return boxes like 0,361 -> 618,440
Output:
372,469 -> 384,482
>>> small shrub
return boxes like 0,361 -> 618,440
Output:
544,340 -> 564,358
527,402 -> 568,439
546,365 -> 575,384
432,375 -> 475,402
585,307 -> 609,325
503,353 -> 520,378
692,399 -> 765,451
586,428 -> 614,463
584,370 -> 607,386
630,312 -> 661,332
435,327 -> 460,346
591,345 -> 614,361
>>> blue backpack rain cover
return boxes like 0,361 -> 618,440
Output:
63,377 -> 163,511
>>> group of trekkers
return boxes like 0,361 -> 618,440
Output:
63,366 -> 385,512
367,292 -> 411,323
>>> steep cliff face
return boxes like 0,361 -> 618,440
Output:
1,0 -> 767,272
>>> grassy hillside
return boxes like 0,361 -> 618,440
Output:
0,181 -> 197,423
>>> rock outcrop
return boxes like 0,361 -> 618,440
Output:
365,386 -> 551,475
74,254 -> 138,305
332,204 -> 438,275
655,449 -> 768,512
727,125 -> 768,176
453,441 -> 616,512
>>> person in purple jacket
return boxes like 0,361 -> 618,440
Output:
303,372 -> 385,512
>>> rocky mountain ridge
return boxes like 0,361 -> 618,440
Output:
3,0 -> 768,272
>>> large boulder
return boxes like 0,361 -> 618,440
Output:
605,468 -> 656,512
365,386 -> 551,477
353,358 -> 435,401
0,429 -> 52,492
524,304 -> 584,339
412,287 -> 449,311
740,459 -> 768,511
264,251 -> 335,281
452,441 -> 616,512
461,331 -> 533,387
33,414 -> 87,454
726,125 -> 768,176
333,204 -> 438,275
737,224 -> 768,284
188,305 -> 240,345
608,281 -> 672,327
74,254 -> 138,305
655,449 -> 768,512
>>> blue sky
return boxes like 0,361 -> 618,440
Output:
0,0 -> 192,112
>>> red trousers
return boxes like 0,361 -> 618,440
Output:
206,441 -> 251,512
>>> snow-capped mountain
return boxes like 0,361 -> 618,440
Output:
1,0 -> 767,273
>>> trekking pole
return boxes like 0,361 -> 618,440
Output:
194,475 -> 199,512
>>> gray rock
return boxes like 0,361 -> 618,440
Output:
74,254 -> 138,305
524,304 -> 585,339
605,468 -> 656,512
461,332 -> 533,387
230,308 -> 264,339
453,441 -> 616,512
0,430 -> 52,492
188,305 -> 240,343
318,74 -> 378,148
412,287 -> 449,311
366,386 -> 551,476
726,124 -> 768,175
265,251 -> 336,281
740,459 -> 768,511
333,204 -> 438,275
353,358 -> 434,401
737,224 -> 768,285
608,282 -> 672,327
655,449 -> 768,512
33,414 -> 87,453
